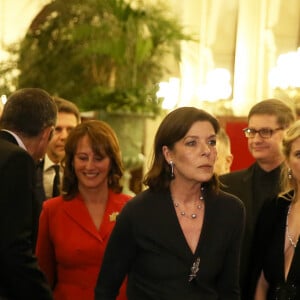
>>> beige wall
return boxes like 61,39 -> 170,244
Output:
1,0 -> 300,180
0,0 -> 49,46
1,0 -> 299,116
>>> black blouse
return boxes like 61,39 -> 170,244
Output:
250,195 -> 300,300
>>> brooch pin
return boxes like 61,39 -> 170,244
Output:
109,212 -> 119,222
188,257 -> 200,282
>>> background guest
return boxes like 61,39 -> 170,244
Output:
0,88 -> 57,299
220,98 -> 295,298
36,120 -> 131,300
36,96 -> 81,202
95,107 -> 245,300
214,127 -> 233,175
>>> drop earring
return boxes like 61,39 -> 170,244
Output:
169,160 -> 175,179
288,168 -> 293,180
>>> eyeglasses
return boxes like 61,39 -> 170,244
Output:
243,127 -> 283,139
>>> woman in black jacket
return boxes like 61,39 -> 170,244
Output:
95,107 -> 245,300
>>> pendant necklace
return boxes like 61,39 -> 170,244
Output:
173,187 -> 204,220
286,204 -> 298,249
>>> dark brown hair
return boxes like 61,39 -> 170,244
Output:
53,96 -> 81,124
62,120 -> 124,199
0,88 -> 57,137
248,98 -> 295,128
143,106 -> 220,191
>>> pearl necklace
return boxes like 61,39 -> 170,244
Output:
286,205 -> 298,249
173,191 -> 204,220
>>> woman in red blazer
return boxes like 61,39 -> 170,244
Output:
36,120 -> 131,300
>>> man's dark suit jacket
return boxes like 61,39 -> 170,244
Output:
0,131 -> 53,299
219,163 -> 281,298
35,158 -> 46,203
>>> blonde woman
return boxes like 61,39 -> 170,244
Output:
252,120 -> 300,300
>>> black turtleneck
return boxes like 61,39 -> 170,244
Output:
252,162 -> 281,220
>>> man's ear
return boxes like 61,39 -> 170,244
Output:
43,126 -> 54,142
30,126 -> 54,162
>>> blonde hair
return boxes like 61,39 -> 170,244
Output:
279,120 -> 300,201
217,128 -> 231,155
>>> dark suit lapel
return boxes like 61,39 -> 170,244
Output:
35,159 -> 46,203
241,165 -> 255,221
152,190 -> 196,261
195,187 -> 212,253
194,186 -> 222,257
0,130 -> 18,145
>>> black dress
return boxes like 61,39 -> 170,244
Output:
253,196 -> 300,300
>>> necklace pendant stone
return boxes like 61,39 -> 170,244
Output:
191,213 -> 197,219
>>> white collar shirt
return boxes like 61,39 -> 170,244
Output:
43,154 -> 63,199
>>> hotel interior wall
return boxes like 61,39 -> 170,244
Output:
1,0 -> 300,180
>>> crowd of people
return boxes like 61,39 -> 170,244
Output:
0,87 -> 299,300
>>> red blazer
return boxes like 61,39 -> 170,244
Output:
36,190 -> 131,300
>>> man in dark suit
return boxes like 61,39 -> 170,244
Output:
219,98 -> 295,298
36,96 -> 80,202
0,88 -> 57,299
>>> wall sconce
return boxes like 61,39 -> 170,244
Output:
156,77 -> 180,110
197,68 -> 232,102
0,49 -> 9,62
0,94 -> 7,116
1,94 -> 7,105
269,48 -> 300,90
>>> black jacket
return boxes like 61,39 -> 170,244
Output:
0,130 -> 52,299
220,163 -> 282,298
95,187 -> 245,300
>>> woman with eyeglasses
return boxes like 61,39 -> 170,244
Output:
95,107 -> 245,300
249,120 -> 300,300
